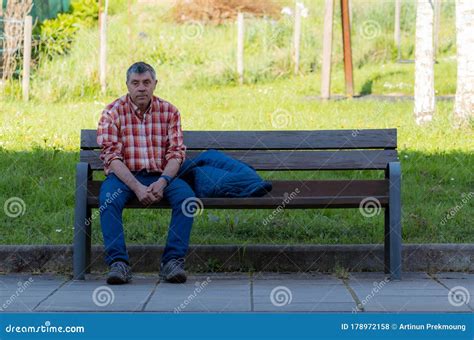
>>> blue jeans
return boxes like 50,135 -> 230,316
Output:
99,171 -> 195,266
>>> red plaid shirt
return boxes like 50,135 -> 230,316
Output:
97,94 -> 186,175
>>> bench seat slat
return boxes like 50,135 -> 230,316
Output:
81,129 -> 397,150
86,180 -> 389,209
80,150 -> 398,171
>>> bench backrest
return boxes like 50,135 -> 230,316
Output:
80,129 -> 398,171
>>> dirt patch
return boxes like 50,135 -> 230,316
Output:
171,0 -> 283,25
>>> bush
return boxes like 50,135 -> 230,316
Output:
69,0 -> 99,26
36,0 -> 98,60
38,13 -> 79,57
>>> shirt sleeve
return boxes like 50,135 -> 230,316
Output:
165,108 -> 186,164
97,108 -> 123,169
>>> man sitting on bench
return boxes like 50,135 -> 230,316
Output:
97,62 -> 194,285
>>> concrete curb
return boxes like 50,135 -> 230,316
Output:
0,244 -> 472,274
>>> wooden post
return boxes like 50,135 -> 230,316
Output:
348,0 -> 353,23
128,0 -> 132,62
341,0 -> 354,98
320,0 -> 334,99
99,0 -> 108,95
394,0 -> 401,60
22,16 -> 32,101
98,0 -> 102,28
434,0 -> 441,58
293,2 -> 302,75
237,12 -> 244,85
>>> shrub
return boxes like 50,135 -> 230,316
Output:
36,0 -> 98,60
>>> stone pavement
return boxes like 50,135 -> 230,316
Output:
0,272 -> 472,313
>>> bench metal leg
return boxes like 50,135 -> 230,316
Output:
384,161 -> 402,280
73,162 -> 92,280
85,207 -> 92,274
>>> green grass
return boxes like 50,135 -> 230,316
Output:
0,0 -> 472,247
0,88 -> 472,246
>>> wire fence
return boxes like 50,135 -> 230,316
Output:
1,17 -> 25,79
0,16 -> 78,81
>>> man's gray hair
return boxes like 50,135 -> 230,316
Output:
126,62 -> 156,83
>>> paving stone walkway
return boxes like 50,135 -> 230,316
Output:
0,272 -> 472,313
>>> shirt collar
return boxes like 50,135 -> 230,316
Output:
127,94 -> 153,119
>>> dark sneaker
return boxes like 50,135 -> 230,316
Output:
106,261 -> 132,285
159,258 -> 187,283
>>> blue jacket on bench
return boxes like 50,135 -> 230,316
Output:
177,149 -> 272,198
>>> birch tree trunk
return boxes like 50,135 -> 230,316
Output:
414,0 -> 435,125
454,0 -> 474,126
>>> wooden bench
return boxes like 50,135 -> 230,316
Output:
74,129 -> 402,280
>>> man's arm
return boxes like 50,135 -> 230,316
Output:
97,107 -> 156,205
161,158 -> 181,179
146,158 -> 181,200
147,107 -> 186,200
109,160 -> 157,205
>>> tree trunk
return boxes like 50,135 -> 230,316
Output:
414,0 -> 435,125
454,0 -> 474,126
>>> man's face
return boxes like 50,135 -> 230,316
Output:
126,72 -> 157,109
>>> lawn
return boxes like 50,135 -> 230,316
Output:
0,0 -> 472,247
0,83 -> 472,246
